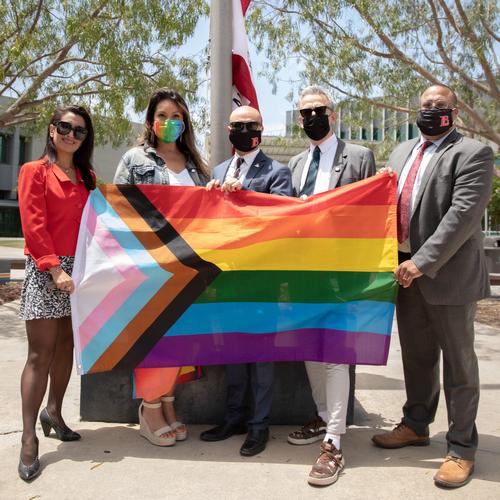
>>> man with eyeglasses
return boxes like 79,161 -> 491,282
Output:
371,84 -> 493,489
287,85 -> 376,487
201,105 -> 292,457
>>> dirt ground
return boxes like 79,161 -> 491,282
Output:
475,298 -> 500,329
1,281 -> 499,328
0,282 -> 22,306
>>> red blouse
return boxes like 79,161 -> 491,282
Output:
18,157 -> 94,271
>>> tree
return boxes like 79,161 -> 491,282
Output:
249,0 -> 500,146
488,172 -> 500,231
0,0 -> 208,144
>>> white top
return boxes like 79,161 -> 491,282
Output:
300,134 -> 339,195
225,148 -> 261,183
398,128 -> 454,252
167,168 -> 195,186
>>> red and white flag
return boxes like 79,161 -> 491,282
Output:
232,0 -> 259,110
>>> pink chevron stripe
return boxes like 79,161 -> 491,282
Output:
78,207 -> 147,350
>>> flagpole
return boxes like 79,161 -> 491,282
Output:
209,0 -> 233,168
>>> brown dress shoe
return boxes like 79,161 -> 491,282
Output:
434,456 -> 474,488
371,421 -> 430,448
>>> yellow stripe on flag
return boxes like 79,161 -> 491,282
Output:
195,237 -> 398,272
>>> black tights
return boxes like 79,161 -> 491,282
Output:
20,316 -> 74,464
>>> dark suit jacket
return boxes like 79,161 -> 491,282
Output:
212,150 -> 293,196
288,138 -> 376,196
388,129 -> 494,305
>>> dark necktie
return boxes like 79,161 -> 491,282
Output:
397,141 -> 433,243
300,146 -> 321,197
234,157 -> 245,179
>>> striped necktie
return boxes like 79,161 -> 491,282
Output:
234,157 -> 244,179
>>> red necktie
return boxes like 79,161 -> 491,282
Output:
397,141 -> 433,243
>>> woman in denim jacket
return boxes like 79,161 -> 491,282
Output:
114,89 -> 208,446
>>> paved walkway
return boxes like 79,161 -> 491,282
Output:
0,298 -> 499,499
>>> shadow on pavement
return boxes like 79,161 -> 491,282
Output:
36,425 -> 499,485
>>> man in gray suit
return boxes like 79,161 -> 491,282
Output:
287,85 -> 375,487
372,84 -> 494,489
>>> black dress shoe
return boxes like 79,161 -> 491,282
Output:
240,429 -> 269,457
200,423 -> 247,442
18,454 -> 40,481
39,408 -> 81,441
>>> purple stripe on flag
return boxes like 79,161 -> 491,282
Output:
137,329 -> 391,367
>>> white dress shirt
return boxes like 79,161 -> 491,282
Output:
398,128 -> 454,252
225,148 -> 261,183
300,134 -> 339,195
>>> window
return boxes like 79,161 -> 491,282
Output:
19,136 -> 27,165
0,135 -> 7,163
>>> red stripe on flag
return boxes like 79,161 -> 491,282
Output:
241,0 -> 251,15
232,53 -> 259,110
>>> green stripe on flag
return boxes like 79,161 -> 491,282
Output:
195,271 -> 397,304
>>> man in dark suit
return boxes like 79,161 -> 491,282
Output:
372,84 -> 494,488
287,85 -> 375,487
200,105 -> 292,456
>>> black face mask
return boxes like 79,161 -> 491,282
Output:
302,114 -> 331,141
416,107 -> 454,136
229,130 -> 261,152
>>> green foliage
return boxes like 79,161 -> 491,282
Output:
489,173 -> 500,231
250,0 -> 500,146
0,0 -> 208,145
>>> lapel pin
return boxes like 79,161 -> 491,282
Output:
334,166 -> 341,172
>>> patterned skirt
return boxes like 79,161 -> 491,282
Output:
19,256 -> 74,320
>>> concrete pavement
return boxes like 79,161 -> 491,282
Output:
0,298 -> 499,500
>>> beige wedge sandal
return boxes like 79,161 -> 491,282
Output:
161,396 -> 187,441
138,401 -> 176,446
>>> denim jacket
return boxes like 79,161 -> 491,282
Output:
113,145 -> 208,186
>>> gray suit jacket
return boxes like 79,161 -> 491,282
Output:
288,138 -> 376,196
388,129 -> 494,305
212,150 -> 292,196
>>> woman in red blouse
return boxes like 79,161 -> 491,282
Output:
17,105 -> 95,481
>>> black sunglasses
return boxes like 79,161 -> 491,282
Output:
299,106 -> 331,119
55,121 -> 88,141
229,121 -> 261,132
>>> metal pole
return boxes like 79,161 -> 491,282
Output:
209,0 -> 233,168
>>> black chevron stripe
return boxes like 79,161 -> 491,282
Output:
114,185 -> 221,371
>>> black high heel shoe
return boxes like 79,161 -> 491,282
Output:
18,438 -> 40,481
39,408 -> 81,441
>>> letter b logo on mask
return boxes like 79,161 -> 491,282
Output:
440,115 -> 450,127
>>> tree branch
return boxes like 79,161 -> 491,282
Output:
0,48 -> 64,96
452,0 -> 499,99
427,0 -> 491,95
353,5 -> 499,144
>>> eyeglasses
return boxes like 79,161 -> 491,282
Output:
229,121 -> 261,132
55,121 -> 88,141
299,106 -> 331,119
420,106 -> 455,111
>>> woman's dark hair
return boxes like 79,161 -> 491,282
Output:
139,88 -> 208,177
43,105 -> 95,190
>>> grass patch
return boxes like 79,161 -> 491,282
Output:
0,239 -> 25,248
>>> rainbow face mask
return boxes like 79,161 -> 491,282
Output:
153,119 -> 185,143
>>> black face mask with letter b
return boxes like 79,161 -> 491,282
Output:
416,107 -> 454,136
229,130 -> 261,152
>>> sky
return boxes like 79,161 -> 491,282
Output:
178,14 -> 294,136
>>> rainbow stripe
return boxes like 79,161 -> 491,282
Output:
71,174 -> 398,375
